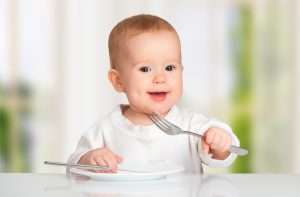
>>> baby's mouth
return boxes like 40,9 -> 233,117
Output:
148,91 -> 168,102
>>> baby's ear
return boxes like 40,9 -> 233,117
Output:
108,69 -> 125,92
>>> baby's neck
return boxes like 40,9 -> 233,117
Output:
121,106 -> 152,125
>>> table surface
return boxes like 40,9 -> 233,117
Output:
1,172 -> 300,197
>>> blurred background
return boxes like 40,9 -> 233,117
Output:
1,0 -> 300,173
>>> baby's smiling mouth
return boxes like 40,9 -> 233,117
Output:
148,91 -> 168,102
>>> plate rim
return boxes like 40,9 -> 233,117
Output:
69,162 -> 185,181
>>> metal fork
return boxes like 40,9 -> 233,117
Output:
147,112 -> 248,156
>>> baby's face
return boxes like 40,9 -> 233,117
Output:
116,30 -> 183,115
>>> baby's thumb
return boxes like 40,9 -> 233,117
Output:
202,140 -> 210,154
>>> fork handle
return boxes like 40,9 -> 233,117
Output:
228,145 -> 248,156
184,131 -> 248,156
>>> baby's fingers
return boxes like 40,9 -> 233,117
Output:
222,138 -> 232,152
102,154 -> 118,173
216,132 -> 232,152
204,128 -> 216,145
201,139 -> 210,154
210,134 -> 221,150
93,157 -> 110,173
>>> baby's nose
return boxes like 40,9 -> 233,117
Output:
153,73 -> 166,84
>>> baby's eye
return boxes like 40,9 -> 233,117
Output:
139,66 -> 151,72
165,65 -> 176,71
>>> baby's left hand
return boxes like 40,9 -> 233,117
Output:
202,127 -> 232,159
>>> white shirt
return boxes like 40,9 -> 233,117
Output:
68,105 -> 239,173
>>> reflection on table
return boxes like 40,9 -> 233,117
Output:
66,172 -> 238,197
1,172 -> 300,197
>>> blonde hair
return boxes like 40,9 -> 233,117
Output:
108,14 -> 180,69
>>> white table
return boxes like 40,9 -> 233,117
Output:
1,172 -> 299,196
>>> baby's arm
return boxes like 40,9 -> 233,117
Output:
78,147 -> 123,173
201,127 -> 232,160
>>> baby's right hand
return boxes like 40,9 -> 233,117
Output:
78,147 -> 123,173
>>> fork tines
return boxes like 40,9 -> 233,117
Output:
147,112 -> 170,131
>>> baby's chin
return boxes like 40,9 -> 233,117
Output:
142,106 -> 171,116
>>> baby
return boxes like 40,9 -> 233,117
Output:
68,14 -> 240,173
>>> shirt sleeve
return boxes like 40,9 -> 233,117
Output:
191,117 -> 239,168
68,123 -> 105,164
